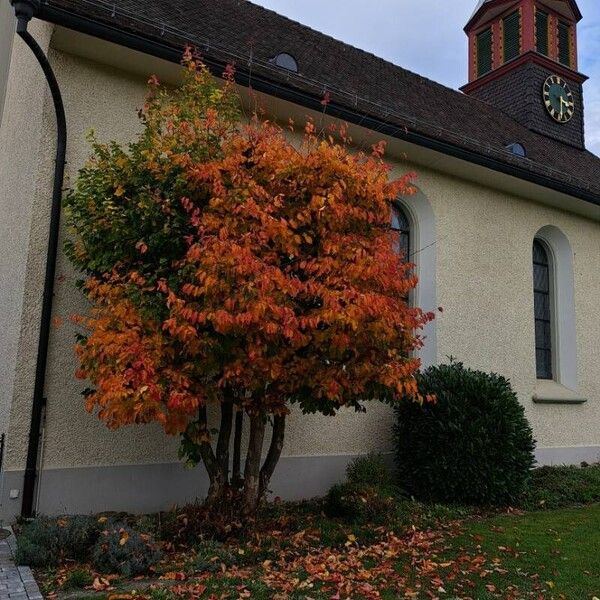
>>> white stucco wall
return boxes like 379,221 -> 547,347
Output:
0,20 -> 54,441
0,2 -> 15,125
416,166 -> 600,449
1,37 -> 599,517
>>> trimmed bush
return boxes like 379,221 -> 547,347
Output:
394,361 -> 536,506
92,524 -> 161,577
346,453 -> 393,488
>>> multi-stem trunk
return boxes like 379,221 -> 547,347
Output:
232,409 -> 244,489
242,410 -> 266,515
259,415 -> 286,499
241,412 -> 287,515
197,403 -> 286,516
199,396 -> 235,506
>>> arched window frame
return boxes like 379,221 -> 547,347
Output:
531,226 -> 585,404
391,193 -> 437,370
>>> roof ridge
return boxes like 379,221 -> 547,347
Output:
244,0 -> 476,101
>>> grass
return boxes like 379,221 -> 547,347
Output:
444,504 -> 600,599
42,504 -> 600,599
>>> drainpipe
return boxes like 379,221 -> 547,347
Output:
10,0 -> 67,518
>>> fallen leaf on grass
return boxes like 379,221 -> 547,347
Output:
92,577 -> 113,591
160,571 -> 187,581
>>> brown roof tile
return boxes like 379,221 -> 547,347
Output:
41,0 -> 600,204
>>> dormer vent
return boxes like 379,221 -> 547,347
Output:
269,53 -> 298,73
506,142 -> 527,157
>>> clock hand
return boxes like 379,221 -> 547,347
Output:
560,96 -> 572,108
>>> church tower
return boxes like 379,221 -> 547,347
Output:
461,0 -> 587,149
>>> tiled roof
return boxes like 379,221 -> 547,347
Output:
41,0 -> 600,204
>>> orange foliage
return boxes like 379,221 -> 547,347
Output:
71,54 -> 435,439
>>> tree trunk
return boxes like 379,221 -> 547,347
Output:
242,410 -> 266,515
197,405 -> 222,505
259,415 -> 286,499
215,397 -> 234,483
232,409 -> 244,489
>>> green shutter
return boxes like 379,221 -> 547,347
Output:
536,10 -> 549,56
477,28 -> 493,76
503,11 -> 521,62
558,21 -> 571,67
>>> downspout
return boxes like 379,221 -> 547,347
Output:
9,0 -> 67,518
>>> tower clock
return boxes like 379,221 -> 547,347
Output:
461,0 -> 587,149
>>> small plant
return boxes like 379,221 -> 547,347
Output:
64,569 -> 94,590
92,524 -> 161,577
346,453 -> 393,488
523,463 -> 600,510
313,518 -> 349,547
148,588 -> 175,600
324,482 -> 396,524
15,518 -> 61,567
15,515 -> 102,568
393,499 -> 471,529
58,515 -> 102,560
191,541 -> 237,574
394,361 -> 536,506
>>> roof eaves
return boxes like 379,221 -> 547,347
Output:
37,2 -> 600,208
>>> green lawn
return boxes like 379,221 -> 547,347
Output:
35,503 -> 600,600
436,504 -> 600,599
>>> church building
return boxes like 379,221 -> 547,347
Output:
0,0 -> 598,522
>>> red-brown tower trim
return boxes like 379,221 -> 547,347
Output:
462,0 -> 587,150
465,0 -> 582,85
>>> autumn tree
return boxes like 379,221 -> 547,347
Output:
65,51 -> 435,515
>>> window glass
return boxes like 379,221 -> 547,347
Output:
391,206 -> 410,262
533,240 -> 553,380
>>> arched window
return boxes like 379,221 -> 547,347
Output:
533,240 -> 553,380
391,205 -> 411,262
390,193 -> 438,371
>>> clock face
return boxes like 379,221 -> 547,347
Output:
543,75 -> 575,123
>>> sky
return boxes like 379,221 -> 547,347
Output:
250,0 -> 600,156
